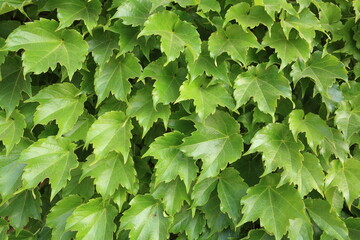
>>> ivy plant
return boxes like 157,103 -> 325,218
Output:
0,0 -> 360,239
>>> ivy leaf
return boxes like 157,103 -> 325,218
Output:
262,23 -> 310,69
191,177 -> 217,209
94,54 -> 142,105
141,57 -> 186,105
239,174 -> 309,240
63,113 -> 95,142
0,190 -> 41,231
87,28 -> 119,66
208,24 -> 260,64
234,64 -> 292,119
224,3 -> 273,30
170,209 -> 205,240
335,102 -> 360,141
0,55 -> 31,116
180,111 -> 243,180
5,19 -> 88,78
305,199 -> 349,240
247,123 -> 304,184
354,0 -> 360,22
46,195 -> 83,240
0,139 -> 30,202
85,111 -> 133,162
345,218 -> 360,240
242,229 -> 275,240
127,84 -> 171,136
112,0 -> 151,26
291,52 -> 347,95
288,218 -> 314,240
325,159 -> 360,207
257,0 -> 298,19
144,131 -> 198,192
121,194 -> 172,240
19,136 -> 78,200
177,76 -> 235,121
321,128 -> 349,163
0,110 -> 25,154
109,21 -> 139,56
44,0 -> 102,32
295,153 -> 325,196
65,198 -> 118,240
217,168 -> 248,221
81,153 -> 139,197
27,83 -> 86,136
0,218 -> 8,240
139,11 -> 201,63
152,178 -> 190,216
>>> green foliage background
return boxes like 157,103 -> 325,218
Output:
0,0 -> 360,239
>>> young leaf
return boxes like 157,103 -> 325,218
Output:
234,64 -> 292,119
5,19 -> 88,78
0,110 -> 25,154
46,195 -> 83,240
121,194 -> 172,240
335,102 -> 360,141
44,0 -> 102,32
325,159 -> 360,207
239,174 -> 309,240
65,198 -> 118,240
20,136 -> 78,200
305,199 -> 349,240
258,0 -> 298,19
262,23 -> 310,69
177,76 -> 235,121
180,111 -> 243,180
27,83 -> 86,136
112,0 -> 152,26
127,84 -> 171,136
81,153 -> 139,197
138,11 -> 201,63
208,24 -> 260,64
85,111 -> 133,162
144,131 -> 198,192
94,54 -> 142,105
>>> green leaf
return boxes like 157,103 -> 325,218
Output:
180,111 -> 243,180
0,110 -> 25,154
144,131 -> 198,192
208,24 -> 260,64
46,195 -> 83,240
295,153 -> 325,196
0,190 -> 41,231
152,178 -> 190,216
354,0 -> 360,22
234,64 -> 292,119
109,21 -> 139,56
170,209 -> 205,240
255,0 -> 298,20
288,218 -> 313,240
291,52 -> 347,95
112,0 -> 152,26
191,177 -> 217,208
127,84 -> 171,136
247,123 -> 304,184
28,83 -> 86,136
335,102 -> 360,141
85,111 -> 133,161
65,198 -> 118,240
139,10 -> 201,63
5,19 -> 88,78
0,55 -> 31,116
325,158 -> 360,207
177,76 -> 235,121
262,23 -> 310,69
217,168 -> 248,221
224,3 -> 273,30
94,54 -> 142,105
345,218 -> 360,240
141,57 -> 186,105
239,174 -> 309,240
20,136 -> 78,200
241,229 -> 275,240
0,139 -> 30,202
121,194 -> 172,240
305,199 -> 349,240
81,152 -> 139,197
44,0 -> 102,32
87,28 -> 119,66
63,113 -> 95,142
0,218 -> 8,240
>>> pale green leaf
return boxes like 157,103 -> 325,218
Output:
121,194 -> 172,240
139,11 -> 201,63
288,218 -> 313,240
254,0 -> 298,19
354,0 -> 360,22
20,136 -> 78,200
335,102 -> 360,141
5,19 -> 88,78
112,0 -> 151,26
0,110 -> 25,154
65,198 -> 117,240
28,82 -> 86,136
85,111 -> 133,161
180,111 -> 243,180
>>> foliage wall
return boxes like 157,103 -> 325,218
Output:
0,0 -> 360,239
